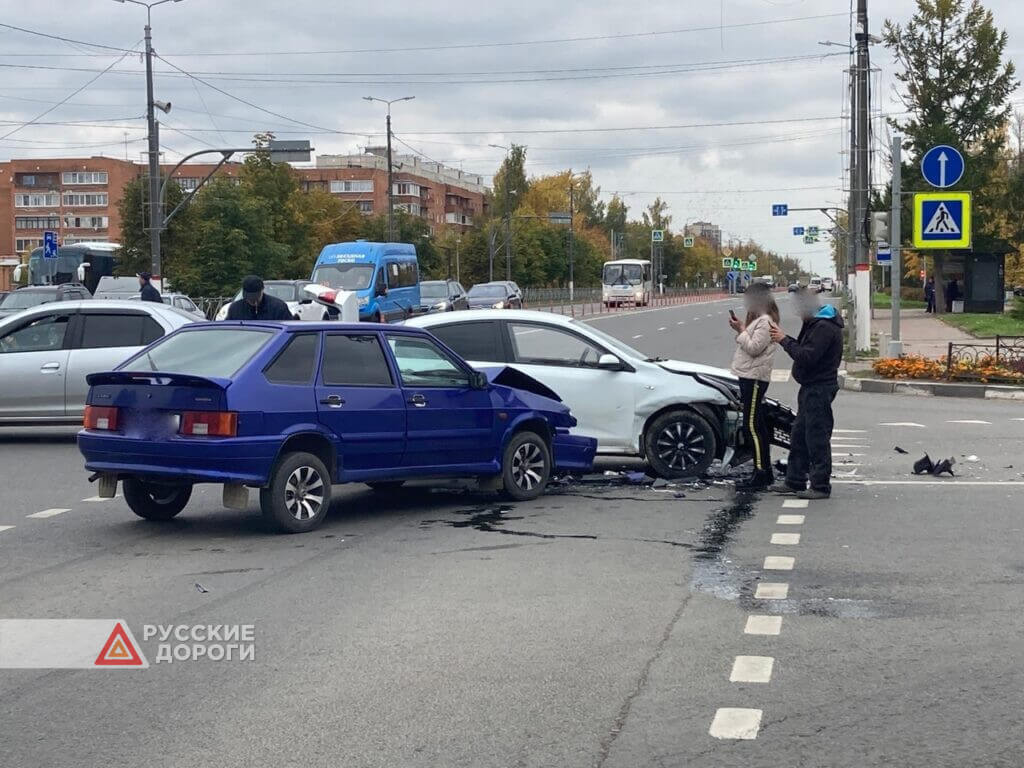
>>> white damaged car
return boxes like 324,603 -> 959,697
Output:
406,310 -> 794,479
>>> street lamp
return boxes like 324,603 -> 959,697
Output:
489,144 -> 515,281
363,96 -> 415,242
112,0 -> 186,281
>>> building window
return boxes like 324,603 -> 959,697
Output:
15,193 -> 59,207
393,182 -> 421,197
301,180 -> 328,192
22,175 -> 36,187
15,238 -> 44,252
174,177 -> 200,191
445,212 -> 473,226
15,216 -> 60,230
394,202 -> 422,216
64,215 -> 109,229
62,192 -> 108,207
329,179 -> 374,193
62,171 -> 108,185
357,200 -> 373,213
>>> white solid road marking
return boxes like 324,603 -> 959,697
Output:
878,422 -> 926,427
755,582 -> 789,599
730,656 -> 775,683
709,708 -> 763,740
744,615 -> 783,635
831,444 -> 866,448
782,499 -> 809,509
82,496 -> 117,502
835,479 -> 1024,486
27,508 -> 70,519
770,369 -> 791,382
834,469 -> 859,477
834,428 -> 867,433
771,533 -> 801,546
833,453 -> 865,457
777,514 -> 805,525
946,419 -> 991,425
0,525 -> 14,534
764,555 -> 795,570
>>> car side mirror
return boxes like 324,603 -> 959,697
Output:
375,283 -> 388,297
598,353 -> 623,370
77,262 -> 90,282
470,370 -> 489,390
13,264 -> 24,283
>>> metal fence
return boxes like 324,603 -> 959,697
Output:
946,336 -> 1024,382
193,297 -> 232,320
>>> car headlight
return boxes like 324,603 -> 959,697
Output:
432,301 -> 449,310
357,296 -> 369,307
693,373 -> 742,405
492,301 -> 505,309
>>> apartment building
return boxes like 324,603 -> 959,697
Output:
684,221 -> 723,251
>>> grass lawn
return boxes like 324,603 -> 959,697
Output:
873,292 -> 926,309
939,313 -> 1024,337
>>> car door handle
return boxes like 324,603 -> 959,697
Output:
40,362 -> 61,373
319,395 -> 345,407
407,394 -> 428,407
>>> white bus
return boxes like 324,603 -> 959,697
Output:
602,259 -> 653,306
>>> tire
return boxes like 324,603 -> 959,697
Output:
123,478 -> 192,521
260,452 -> 332,533
366,480 -> 405,492
501,431 -> 551,501
643,410 -> 718,479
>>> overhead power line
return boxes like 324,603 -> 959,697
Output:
0,22 -> 135,53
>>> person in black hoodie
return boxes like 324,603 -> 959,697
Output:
768,288 -> 844,499
225,275 -> 293,321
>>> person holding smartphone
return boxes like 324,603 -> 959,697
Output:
727,282 -> 780,490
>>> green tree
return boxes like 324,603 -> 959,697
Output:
358,211 -> 442,277
116,175 -> 197,281
884,0 -> 1017,310
492,144 -> 529,219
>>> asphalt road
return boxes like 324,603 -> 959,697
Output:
2,294 -> 1023,767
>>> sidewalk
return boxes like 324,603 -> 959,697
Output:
871,308 -> 984,357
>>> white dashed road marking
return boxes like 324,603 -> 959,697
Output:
730,656 -> 775,683
755,582 -> 789,599
0,525 -> 14,534
709,708 -> 763,740
878,422 -> 926,427
763,555 -> 795,570
834,428 -> 867,433
632,335 -> 643,339
657,326 -> 667,331
782,499 -> 809,509
833,453 -> 864,457
946,419 -> 991,425
27,508 -> 70,519
771,533 -> 801,545
744,615 -> 783,635
776,514 -> 804,525
677,321 -> 685,325
82,496 -> 116,502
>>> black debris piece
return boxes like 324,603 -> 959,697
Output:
913,454 -> 934,475
194,582 -> 209,594
673,492 -> 687,499
894,446 -> 909,455
931,458 -> 955,477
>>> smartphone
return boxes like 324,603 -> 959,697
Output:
728,309 -> 738,321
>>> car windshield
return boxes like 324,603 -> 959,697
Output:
568,319 -> 645,360
1,290 -> 53,310
603,264 -> 645,286
311,263 -> 375,291
420,282 -> 448,299
231,284 -> 298,302
122,327 -> 274,378
468,285 -> 506,298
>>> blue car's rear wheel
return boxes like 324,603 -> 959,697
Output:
123,479 -> 192,521
501,431 -> 551,501
260,452 -> 332,533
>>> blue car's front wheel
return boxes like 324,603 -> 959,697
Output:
260,452 -> 332,534
501,431 -> 551,502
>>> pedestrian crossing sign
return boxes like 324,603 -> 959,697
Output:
913,192 -> 971,249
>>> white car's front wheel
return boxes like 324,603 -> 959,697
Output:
643,411 -> 717,479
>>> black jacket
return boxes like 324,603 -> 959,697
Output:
225,294 -> 294,321
139,283 -> 162,303
780,307 -> 844,386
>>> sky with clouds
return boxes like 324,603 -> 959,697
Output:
2,0 -> 1023,275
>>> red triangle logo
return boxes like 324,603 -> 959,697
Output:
95,622 -> 145,667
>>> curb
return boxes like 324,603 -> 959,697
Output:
840,373 -> 1024,400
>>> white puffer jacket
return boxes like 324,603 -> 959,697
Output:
730,314 -> 776,382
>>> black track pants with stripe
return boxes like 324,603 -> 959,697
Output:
739,377 -> 772,472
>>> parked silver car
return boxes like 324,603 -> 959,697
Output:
0,300 -> 196,425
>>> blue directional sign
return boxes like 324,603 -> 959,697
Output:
43,230 -> 58,259
920,145 -> 965,189
771,204 -> 788,216
793,226 -> 805,236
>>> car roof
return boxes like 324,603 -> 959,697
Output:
264,279 -> 309,285
182,320 -> 432,334
0,298 -> 196,326
407,308 -> 577,329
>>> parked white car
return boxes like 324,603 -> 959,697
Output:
406,310 -> 794,478
215,280 -> 329,321
0,300 -> 197,425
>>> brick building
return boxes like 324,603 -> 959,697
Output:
0,149 -> 488,265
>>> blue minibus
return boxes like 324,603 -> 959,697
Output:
311,241 -> 421,322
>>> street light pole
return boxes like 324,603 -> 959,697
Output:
568,172 -> 575,302
113,0 -> 184,280
363,96 -> 415,242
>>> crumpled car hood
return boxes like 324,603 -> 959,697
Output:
656,359 -> 737,380
476,366 -> 576,428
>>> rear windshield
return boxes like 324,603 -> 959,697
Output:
122,327 -> 274,378
1,290 -> 53,310
468,285 -> 505,298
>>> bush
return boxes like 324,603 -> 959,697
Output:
872,355 -> 944,379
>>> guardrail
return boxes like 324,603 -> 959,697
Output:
945,336 -> 1024,382
193,296 -> 231,320
523,286 -> 728,319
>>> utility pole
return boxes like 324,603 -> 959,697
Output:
568,173 -> 575,302
852,0 -> 872,352
364,96 -> 415,242
889,134 -> 902,357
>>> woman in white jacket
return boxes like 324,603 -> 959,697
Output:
727,282 -> 780,489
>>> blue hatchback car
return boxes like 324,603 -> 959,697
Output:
77,322 -> 596,533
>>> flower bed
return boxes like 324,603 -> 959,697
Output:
872,354 -> 1024,384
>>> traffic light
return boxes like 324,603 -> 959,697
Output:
871,212 -> 890,242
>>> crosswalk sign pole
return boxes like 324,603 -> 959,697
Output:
889,135 -> 902,358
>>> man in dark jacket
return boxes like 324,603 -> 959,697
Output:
225,275 -> 293,321
138,272 -> 162,303
768,289 -> 844,499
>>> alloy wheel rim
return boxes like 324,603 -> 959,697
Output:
655,421 -> 707,470
284,465 -> 325,521
511,442 -> 545,490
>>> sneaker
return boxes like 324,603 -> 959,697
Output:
797,488 -> 831,500
769,483 -> 801,495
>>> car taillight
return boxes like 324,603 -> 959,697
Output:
84,406 -> 119,431
319,289 -> 337,304
180,411 -> 237,437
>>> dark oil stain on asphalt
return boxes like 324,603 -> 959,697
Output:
690,492 -> 757,600
421,506 -> 597,540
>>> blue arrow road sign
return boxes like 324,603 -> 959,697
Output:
726,271 -> 737,282
771,204 -> 788,216
43,230 -> 58,259
793,226 -> 805,236
921,144 -> 964,189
